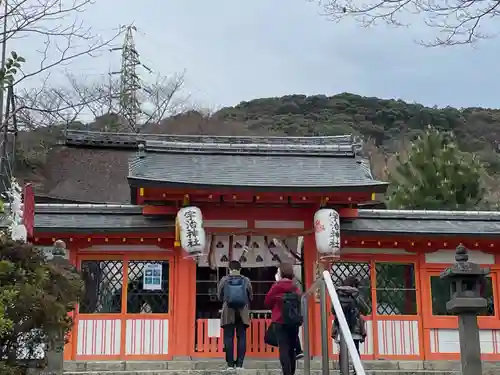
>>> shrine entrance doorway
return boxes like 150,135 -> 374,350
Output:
192,234 -> 302,358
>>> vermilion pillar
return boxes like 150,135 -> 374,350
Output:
303,234 -> 322,357
170,250 -> 197,358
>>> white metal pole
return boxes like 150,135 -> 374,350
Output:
322,270 -> 365,375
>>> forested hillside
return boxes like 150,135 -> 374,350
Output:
217,93 -> 500,172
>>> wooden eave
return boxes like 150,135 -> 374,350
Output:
134,186 -> 381,206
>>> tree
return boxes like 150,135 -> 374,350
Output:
15,71 -> 187,132
316,0 -> 499,45
3,0 -> 122,86
0,239 -> 83,366
387,127 -> 486,209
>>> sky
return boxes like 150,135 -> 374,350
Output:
11,0 -> 500,111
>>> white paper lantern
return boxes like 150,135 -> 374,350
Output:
314,208 -> 340,256
177,206 -> 206,256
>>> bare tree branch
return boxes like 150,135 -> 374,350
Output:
1,0 -> 124,85
138,71 -> 188,130
14,71 -> 188,132
315,0 -> 500,45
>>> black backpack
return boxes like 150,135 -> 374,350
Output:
224,276 -> 249,309
281,291 -> 303,326
339,294 -> 357,329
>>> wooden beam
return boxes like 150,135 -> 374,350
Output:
32,233 -> 175,247
341,235 -> 500,253
142,204 -> 358,225
142,205 -> 177,216
141,204 -> 312,223
140,187 -> 374,204
337,208 -> 358,219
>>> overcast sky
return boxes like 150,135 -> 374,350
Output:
14,0 -> 500,110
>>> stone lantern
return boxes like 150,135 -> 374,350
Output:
45,240 -> 68,375
440,244 -> 490,375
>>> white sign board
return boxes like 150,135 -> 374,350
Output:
143,263 -> 162,290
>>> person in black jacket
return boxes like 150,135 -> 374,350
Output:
331,276 -> 369,362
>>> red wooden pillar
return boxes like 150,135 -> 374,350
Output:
170,250 -> 197,358
303,234 -> 321,357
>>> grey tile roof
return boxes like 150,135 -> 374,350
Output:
10,205 -> 500,237
343,209 -> 500,236
35,213 -> 172,233
128,152 -> 386,190
66,129 -> 386,191
2,204 -> 174,233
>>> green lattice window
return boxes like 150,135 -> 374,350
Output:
80,260 -> 123,313
330,262 -> 372,314
375,263 -> 417,315
430,275 -> 495,316
127,261 -> 170,313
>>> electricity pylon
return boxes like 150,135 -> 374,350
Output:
111,25 -> 151,132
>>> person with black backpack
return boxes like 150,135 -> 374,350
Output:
331,276 -> 370,375
217,260 -> 253,370
265,263 -> 303,375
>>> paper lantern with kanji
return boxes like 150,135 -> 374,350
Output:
314,208 -> 341,256
176,206 -> 206,256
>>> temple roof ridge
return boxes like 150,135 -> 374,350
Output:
66,129 -> 359,156
142,139 -> 355,156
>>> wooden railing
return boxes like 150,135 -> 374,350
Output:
194,311 -> 278,357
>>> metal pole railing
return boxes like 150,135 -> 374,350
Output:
301,272 -> 366,375
301,278 -> 330,375
339,334 -> 349,375
319,280 -> 330,374
323,270 -> 365,375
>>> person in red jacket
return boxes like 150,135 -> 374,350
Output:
265,263 -> 301,375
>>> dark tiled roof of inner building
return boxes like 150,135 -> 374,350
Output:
65,129 -> 388,192
130,140 -> 386,192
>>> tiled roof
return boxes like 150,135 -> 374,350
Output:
129,152 -> 386,190
4,204 -> 500,236
64,129 -> 388,192
343,209 -> 500,236
127,137 -> 386,191
4,204 -> 174,233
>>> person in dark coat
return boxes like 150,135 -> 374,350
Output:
265,263 -> 301,375
217,260 -> 253,370
331,276 -> 370,354
274,266 -> 304,359
331,275 -> 369,375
